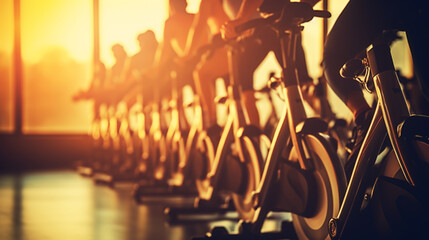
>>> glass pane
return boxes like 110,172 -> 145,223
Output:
20,0 -> 173,134
328,0 -> 348,32
0,0 -> 14,133
302,1 -> 324,79
98,0 -> 167,66
21,0 -> 92,134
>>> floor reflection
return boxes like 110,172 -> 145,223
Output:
0,170 -> 290,240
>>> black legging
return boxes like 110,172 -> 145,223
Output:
237,26 -> 313,91
323,0 -> 429,103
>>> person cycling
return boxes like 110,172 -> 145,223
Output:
153,0 -> 196,102
221,0 -> 320,112
119,30 -> 158,106
182,0 -> 316,131
322,0 -> 429,177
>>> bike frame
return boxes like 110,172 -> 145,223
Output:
255,26 -> 310,200
249,25 -> 319,233
184,95 -> 204,161
329,43 -> 416,239
205,44 -> 251,198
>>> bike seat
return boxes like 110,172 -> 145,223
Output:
296,117 -> 328,134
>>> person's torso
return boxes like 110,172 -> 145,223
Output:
206,0 -> 259,35
167,13 -> 195,51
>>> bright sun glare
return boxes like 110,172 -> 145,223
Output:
10,0 -> 202,133
99,0 -> 201,67
21,0 -> 201,66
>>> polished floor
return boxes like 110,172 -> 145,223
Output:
0,170 -> 291,240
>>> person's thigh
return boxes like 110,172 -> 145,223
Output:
196,47 -> 229,84
323,0 -> 385,101
237,27 -> 280,91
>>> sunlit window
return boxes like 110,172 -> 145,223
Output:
21,0 -> 93,134
18,0 -> 173,134
98,0 -> 167,67
0,0 -> 14,133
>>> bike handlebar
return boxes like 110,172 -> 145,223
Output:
180,3 -> 331,70
313,10 -> 332,19
235,16 -> 276,33
235,2 -> 331,33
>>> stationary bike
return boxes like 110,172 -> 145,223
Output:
327,33 -> 429,239
162,69 -> 197,194
194,2 -> 346,239
186,33 -> 277,221
133,93 -> 171,199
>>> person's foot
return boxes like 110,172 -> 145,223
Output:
344,109 -> 374,179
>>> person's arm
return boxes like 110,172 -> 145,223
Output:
221,0 -> 321,39
152,19 -> 179,90
183,0 -> 212,56
236,0 -> 264,20
154,19 -> 176,69
221,0 -> 263,39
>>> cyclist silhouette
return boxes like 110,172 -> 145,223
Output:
323,0 -> 429,176
183,0 -> 315,129
153,0 -> 196,100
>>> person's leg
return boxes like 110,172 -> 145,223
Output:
193,47 -> 229,127
294,33 -> 322,112
237,26 -> 317,127
323,0 -> 388,178
250,27 -> 318,111
322,0 -> 388,119
236,47 -> 262,127
237,27 -> 281,127
324,0 -> 426,117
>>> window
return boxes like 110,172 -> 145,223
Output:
0,0 -> 14,133
21,0 -> 92,133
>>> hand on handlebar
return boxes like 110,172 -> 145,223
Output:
72,87 -> 97,101
221,19 -> 241,40
221,19 -> 253,40
72,89 -> 87,102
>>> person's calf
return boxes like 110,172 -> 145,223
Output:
241,90 -> 260,127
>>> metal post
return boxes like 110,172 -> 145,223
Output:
322,0 -> 328,44
93,0 -> 100,75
